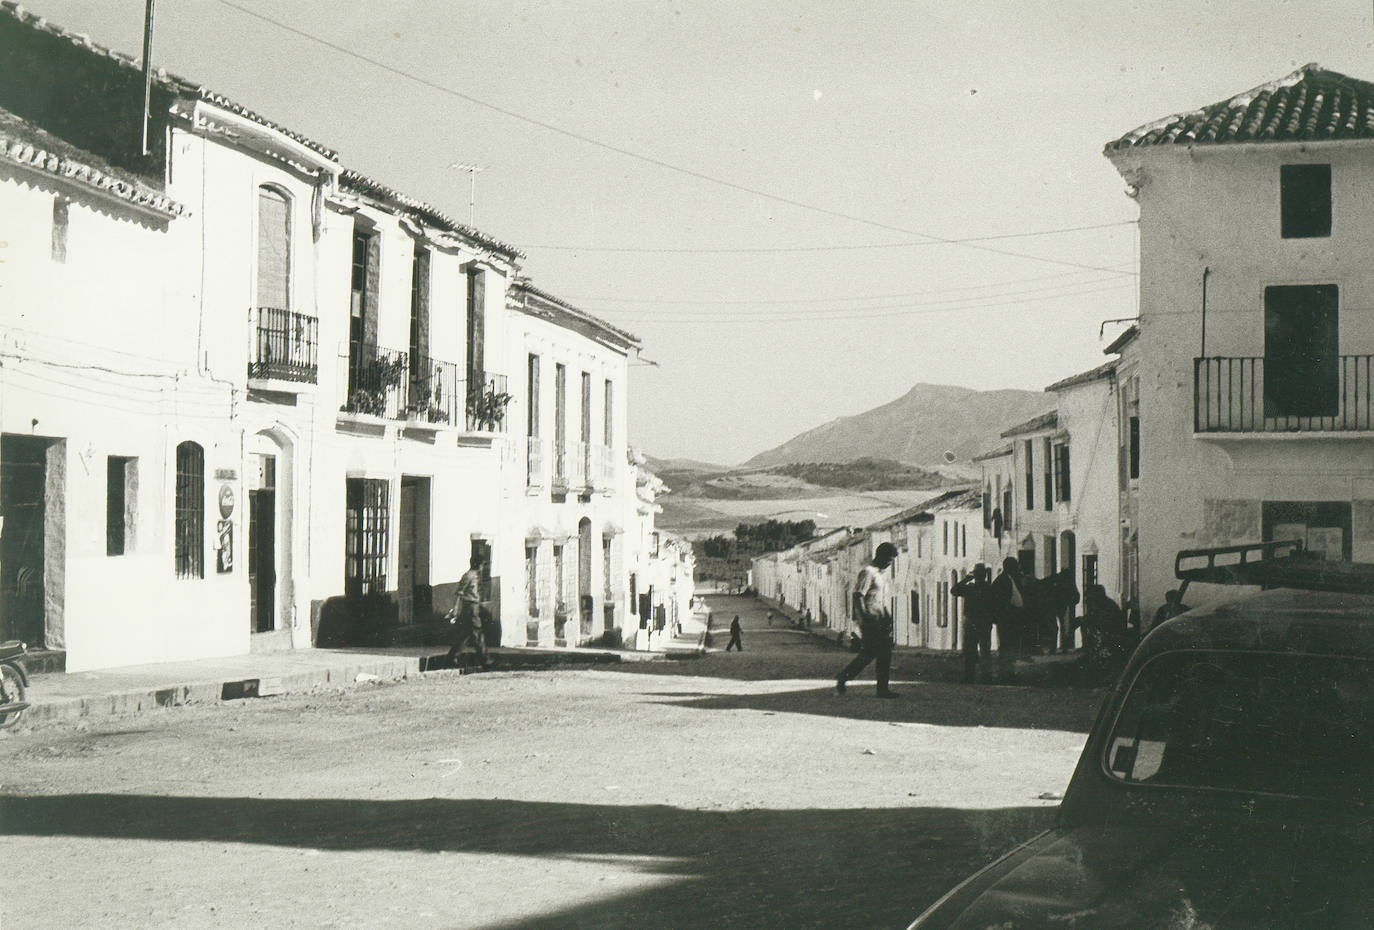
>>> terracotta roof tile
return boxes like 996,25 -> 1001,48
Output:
0,106 -> 182,216
338,170 -> 522,260
1000,410 -> 1059,438
1106,64 -> 1374,152
1044,359 -> 1117,393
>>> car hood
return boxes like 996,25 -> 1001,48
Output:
935,821 -> 1374,929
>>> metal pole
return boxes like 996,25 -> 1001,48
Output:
1200,266 -> 1210,358
140,0 -> 156,156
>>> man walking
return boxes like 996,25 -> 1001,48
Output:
726,615 -> 744,651
445,554 -> 491,668
953,563 -> 994,683
989,557 -> 1026,682
836,542 -> 899,698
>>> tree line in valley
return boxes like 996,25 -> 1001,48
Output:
696,519 -> 817,571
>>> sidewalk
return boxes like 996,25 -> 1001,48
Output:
18,643 -> 677,727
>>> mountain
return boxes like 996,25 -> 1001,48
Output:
641,454 -> 727,474
742,383 -> 1053,470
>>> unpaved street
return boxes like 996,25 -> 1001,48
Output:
0,597 -> 1104,929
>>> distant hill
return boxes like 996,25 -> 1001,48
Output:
742,383 -> 1053,470
641,454 -> 726,474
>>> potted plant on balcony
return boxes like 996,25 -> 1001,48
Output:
466,383 -> 513,431
342,355 -> 407,417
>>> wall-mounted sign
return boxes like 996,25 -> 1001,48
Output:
216,519 -> 233,574
218,484 -> 236,519
214,468 -> 238,481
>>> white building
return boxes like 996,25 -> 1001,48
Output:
0,5 -> 666,670
1105,64 -> 1374,616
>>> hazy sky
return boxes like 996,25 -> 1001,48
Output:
24,1 -> 1374,464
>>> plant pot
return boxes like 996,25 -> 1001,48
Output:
525,620 -> 541,645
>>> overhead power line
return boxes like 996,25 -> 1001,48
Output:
216,0 -> 1134,277
525,220 -> 1137,254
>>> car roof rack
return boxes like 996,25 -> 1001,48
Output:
1174,539 -> 1374,598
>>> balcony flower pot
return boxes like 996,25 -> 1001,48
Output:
525,619 -> 541,646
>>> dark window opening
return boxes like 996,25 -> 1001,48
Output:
1264,284 -> 1338,419
174,442 -> 204,579
345,477 -> 389,597
1128,416 -> 1140,480
1054,443 -> 1071,503
107,456 -> 134,556
1280,163 -> 1332,239
1024,441 -> 1034,511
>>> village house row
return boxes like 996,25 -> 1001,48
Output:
755,63 -> 1374,648
0,5 -> 693,673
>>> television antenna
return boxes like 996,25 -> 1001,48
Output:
448,163 -> 487,225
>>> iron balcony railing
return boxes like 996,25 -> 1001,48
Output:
527,437 -> 546,487
250,307 -> 318,383
571,441 -> 588,487
552,439 -> 569,493
466,372 -> 511,433
339,341 -> 459,424
1195,355 -> 1374,433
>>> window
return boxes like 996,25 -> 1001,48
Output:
629,572 -> 638,615
554,363 -> 567,451
1053,442 -> 1071,503
942,521 -> 949,555
962,524 -> 967,557
349,225 -> 378,391
344,477 -> 389,596
1263,500 -> 1352,562
1264,284 -> 1338,419
1104,651 -> 1374,801
525,544 -> 539,616
603,537 -> 613,596
603,380 -> 614,447
466,266 -> 486,389
409,246 -> 430,403
107,456 -> 135,556
1082,553 -> 1098,591
1043,535 -> 1057,575
553,544 -> 566,610
580,372 -> 592,445
1128,416 -> 1140,480
1024,440 -> 1034,510
174,441 -> 204,579
527,354 -> 540,438
909,590 -> 920,626
1280,163 -> 1331,238
982,484 -> 992,530
257,186 -> 291,308
51,198 -> 68,263
1042,437 -> 1053,511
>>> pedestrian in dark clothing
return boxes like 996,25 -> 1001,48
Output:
1081,584 -> 1130,681
989,557 -> 1027,681
836,542 -> 900,698
953,563 -> 994,683
445,554 -> 491,668
1150,589 -> 1190,632
726,615 -> 744,651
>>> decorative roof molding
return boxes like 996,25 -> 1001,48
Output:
1106,64 -> 1374,153
339,169 -> 522,260
1000,410 -> 1059,438
0,108 -> 182,217
509,279 -> 642,350
1044,359 -> 1118,393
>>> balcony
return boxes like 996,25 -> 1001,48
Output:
466,372 -> 511,433
339,341 -> 459,425
1195,355 -> 1374,433
590,444 -> 617,491
552,440 -> 569,495
527,437 -> 546,488
571,440 -> 588,488
249,307 -> 318,384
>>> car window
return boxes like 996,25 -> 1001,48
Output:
1104,650 -> 1374,801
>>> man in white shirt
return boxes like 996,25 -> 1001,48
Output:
836,542 -> 899,698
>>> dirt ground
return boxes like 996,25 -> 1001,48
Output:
0,596 -> 1105,929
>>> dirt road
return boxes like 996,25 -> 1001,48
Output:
0,596 -> 1104,929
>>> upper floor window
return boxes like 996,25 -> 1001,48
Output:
1023,440 -> 1034,511
527,354 -> 541,438
257,186 -> 291,308
1042,437 -> 1054,511
1053,442 -> 1071,503
603,380 -> 614,447
1280,164 -> 1331,238
1265,283 -> 1339,418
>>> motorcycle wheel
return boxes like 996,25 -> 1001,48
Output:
0,662 -> 26,729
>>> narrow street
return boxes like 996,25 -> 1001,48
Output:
1,596 -> 1105,930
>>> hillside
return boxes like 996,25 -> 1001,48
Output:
742,383 -> 1053,470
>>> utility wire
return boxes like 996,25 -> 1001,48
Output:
216,0 -> 1133,276
525,220 -> 1138,254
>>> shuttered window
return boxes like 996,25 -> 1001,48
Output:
257,186 -> 291,309
174,442 -> 204,579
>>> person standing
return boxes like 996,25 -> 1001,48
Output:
445,554 -> 491,668
726,615 -> 744,651
989,557 -> 1027,682
953,563 -> 994,683
836,542 -> 899,698
1150,589 -> 1190,632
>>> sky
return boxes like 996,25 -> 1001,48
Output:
22,0 -> 1374,464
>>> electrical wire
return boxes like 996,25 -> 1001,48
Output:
215,0 -> 1133,276
524,220 -> 1138,254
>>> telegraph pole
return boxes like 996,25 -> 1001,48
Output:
140,0 -> 156,156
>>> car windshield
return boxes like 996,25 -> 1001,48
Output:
1104,650 -> 1374,802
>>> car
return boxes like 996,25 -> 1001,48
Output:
908,541 -> 1374,929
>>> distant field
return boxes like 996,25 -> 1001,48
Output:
658,489 -> 944,539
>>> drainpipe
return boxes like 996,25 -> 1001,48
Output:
1200,266 -> 1210,358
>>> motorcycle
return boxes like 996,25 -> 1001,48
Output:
0,640 -> 30,728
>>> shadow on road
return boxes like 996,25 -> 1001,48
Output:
0,792 -> 1052,929
636,680 -> 1105,732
